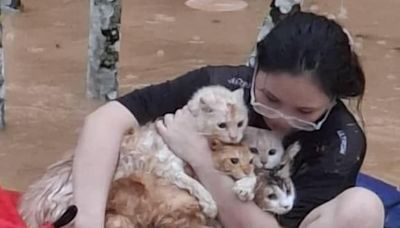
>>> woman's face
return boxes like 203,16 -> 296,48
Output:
254,70 -> 333,134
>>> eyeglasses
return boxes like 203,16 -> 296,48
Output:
250,63 -> 336,131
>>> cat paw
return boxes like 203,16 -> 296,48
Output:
199,197 -> 218,218
233,176 -> 257,201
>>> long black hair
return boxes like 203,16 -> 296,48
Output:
257,12 -> 365,113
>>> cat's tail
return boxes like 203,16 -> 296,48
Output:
18,158 -> 75,228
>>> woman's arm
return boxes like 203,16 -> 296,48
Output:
156,108 -> 281,228
193,160 -> 281,228
73,67 -> 213,227
73,101 -> 138,228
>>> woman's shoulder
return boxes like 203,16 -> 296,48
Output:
286,101 -> 366,176
323,100 -> 366,145
287,100 -> 366,145
203,64 -> 254,90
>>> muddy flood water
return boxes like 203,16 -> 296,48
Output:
0,0 -> 399,191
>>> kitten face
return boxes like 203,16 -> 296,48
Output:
243,128 -> 285,170
253,141 -> 301,215
210,140 -> 255,180
275,141 -> 301,178
255,173 -> 295,215
188,86 -> 248,143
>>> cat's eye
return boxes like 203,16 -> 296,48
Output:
218,123 -> 227,129
237,121 -> 244,128
250,147 -> 259,154
267,193 -> 277,200
286,188 -> 291,194
230,158 -> 239,164
268,149 -> 277,155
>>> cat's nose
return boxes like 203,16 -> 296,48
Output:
261,161 -> 267,166
260,158 -> 268,165
229,135 -> 239,142
281,204 -> 291,210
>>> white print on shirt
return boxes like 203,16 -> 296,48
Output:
336,130 -> 347,155
228,77 -> 251,89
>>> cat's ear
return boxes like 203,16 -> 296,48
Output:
286,141 -> 301,160
209,139 -> 223,151
187,97 -> 213,115
199,97 -> 214,113
242,127 -> 257,146
233,88 -> 244,101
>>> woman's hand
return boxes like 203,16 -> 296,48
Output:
156,106 -> 213,169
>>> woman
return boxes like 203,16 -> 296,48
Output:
72,12 -> 384,228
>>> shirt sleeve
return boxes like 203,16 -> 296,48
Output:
278,125 -> 366,228
116,67 -> 211,125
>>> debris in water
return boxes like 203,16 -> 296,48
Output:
156,49 -> 165,57
192,36 -> 201,41
337,0 -> 348,19
190,59 -> 205,64
353,41 -> 363,50
5,32 -> 15,41
53,21 -> 67,27
189,35 -> 204,44
125,74 -> 138,80
377,40 -> 387,45
327,14 -> 336,20
385,53 -> 392,59
146,14 -> 176,24
309,4 -> 319,12
27,47 -> 45,54
154,14 -> 176,23
386,74 -> 396,80
275,0 -> 302,14
184,0 -> 248,12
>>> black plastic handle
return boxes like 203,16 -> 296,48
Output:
52,205 -> 78,228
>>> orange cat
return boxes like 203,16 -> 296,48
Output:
105,140 -> 254,228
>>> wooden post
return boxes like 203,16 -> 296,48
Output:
0,10 -> 5,128
246,9 -> 274,67
86,0 -> 121,100
1,0 -> 22,11
247,0 -> 301,67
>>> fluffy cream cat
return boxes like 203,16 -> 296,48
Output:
18,85 -> 249,228
105,139 -> 255,228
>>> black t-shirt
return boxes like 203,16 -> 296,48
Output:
117,65 -> 366,228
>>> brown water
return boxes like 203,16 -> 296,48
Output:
0,0 -> 399,191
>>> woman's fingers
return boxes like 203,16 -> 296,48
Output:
155,119 -> 167,136
179,106 -> 195,124
175,109 -> 183,120
156,106 -> 196,138
182,105 -> 190,113
163,113 -> 174,127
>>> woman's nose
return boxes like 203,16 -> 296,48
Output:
268,118 -> 291,131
